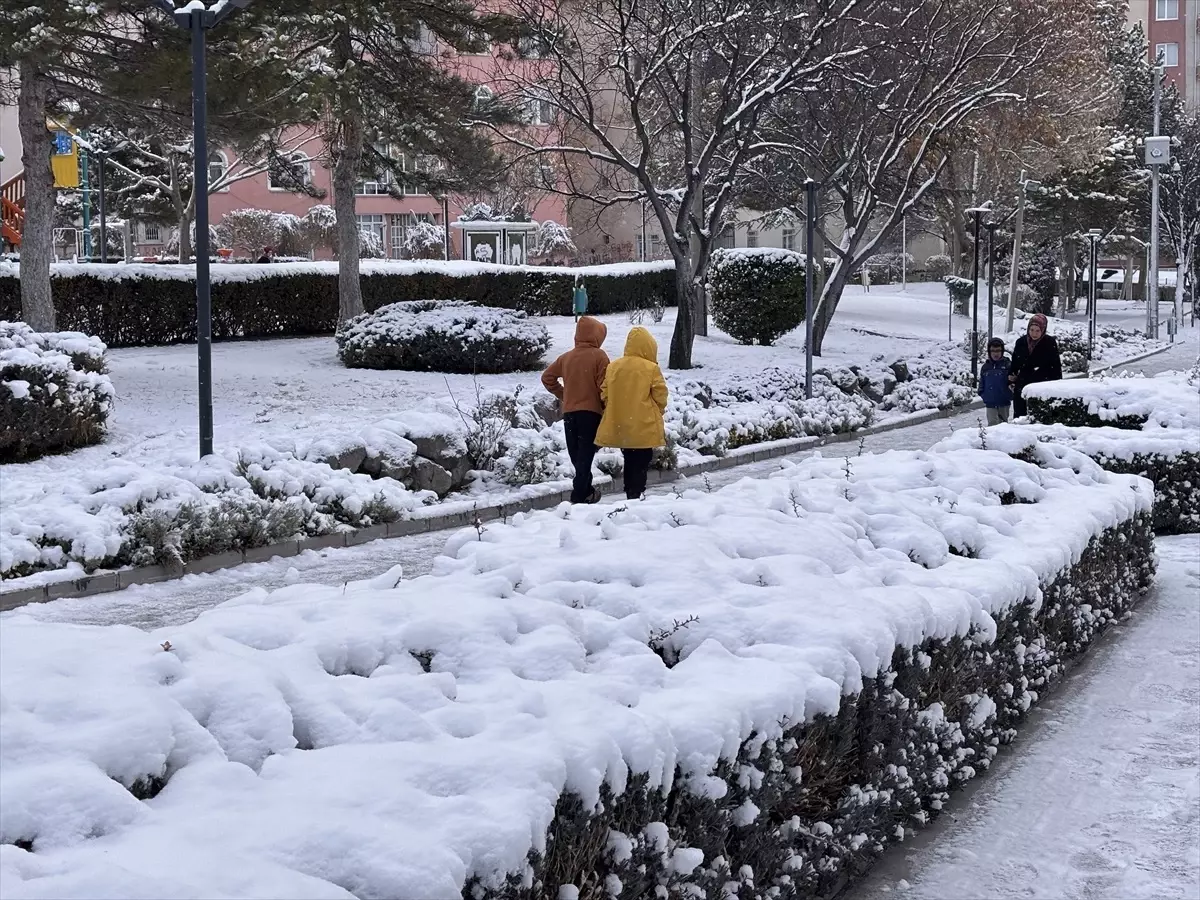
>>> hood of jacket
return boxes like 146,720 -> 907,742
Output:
623,327 -> 658,363
574,316 -> 607,349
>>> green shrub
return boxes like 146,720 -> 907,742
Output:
708,248 -> 806,345
0,261 -> 676,348
944,276 -> 974,315
0,322 -> 114,462
335,300 -> 551,373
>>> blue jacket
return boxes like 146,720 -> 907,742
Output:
979,356 -> 1013,408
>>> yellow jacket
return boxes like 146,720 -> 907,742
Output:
596,327 -> 669,449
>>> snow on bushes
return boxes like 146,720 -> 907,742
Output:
708,248 -> 806,345
944,276 -> 974,315
0,448 -> 1155,898
936,421 -> 1200,535
336,300 -> 551,373
0,322 -> 114,463
1024,368 -> 1199,430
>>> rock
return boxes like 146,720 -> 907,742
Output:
882,372 -> 897,396
532,393 -> 561,426
411,457 -> 453,497
377,454 -> 413,482
448,456 -> 472,489
322,445 -> 367,473
359,455 -> 382,477
889,360 -> 910,383
858,376 -> 885,404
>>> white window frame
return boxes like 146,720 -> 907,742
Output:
746,228 -> 759,249
142,222 -> 162,244
1156,0 -> 1179,21
525,88 -> 554,126
402,156 -> 430,196
1156,42 -> 1179,67
781,227 -> 796,251
208,151 -> 229,192
473,85 -> 495,110
267,152 -> 312,192
409,24 -> 437,56
713,225 -> 736,250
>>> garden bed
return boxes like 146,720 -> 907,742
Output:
1023,366 -> 1199,430
0,448 -> 1155,898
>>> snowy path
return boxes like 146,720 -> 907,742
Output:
9,328 -> 1197,633
852,534 -> 1200,900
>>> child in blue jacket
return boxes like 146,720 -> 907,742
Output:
979,337 -> 1013,424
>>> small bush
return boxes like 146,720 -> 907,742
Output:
925,254 -> 952,278
336,300 -> 550,373
944,276 -> 974,315
0,322 -> 114,462
708,248 -> 806,346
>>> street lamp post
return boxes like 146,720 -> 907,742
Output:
1086,229 -> 1102,356
153,0 -> 254,459
1147,64 -> 1166,339
1004,174 -> 1041,333
985,221 -> 999,341
804,179 -> 819,400
966,206 -> 989,387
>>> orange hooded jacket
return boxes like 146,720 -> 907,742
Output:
540,317 -> 609,415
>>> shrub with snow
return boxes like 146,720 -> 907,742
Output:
399,220 -> 447,260
1024,370 -> 1199,431
925,254 -> 952,278
936,421 -> 1200,535
531,220 -> 577,260
0,449 -> 1155,898
358,229 -> 386,259
0,322 -> 114,462
944,275 -> 974,315
336,300 -> 551,374
708,248 -> 806,346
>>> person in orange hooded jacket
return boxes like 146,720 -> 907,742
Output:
541,316 -> 609,503
596,326 -> 669,500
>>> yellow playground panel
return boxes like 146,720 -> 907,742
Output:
49,124 -> 80,189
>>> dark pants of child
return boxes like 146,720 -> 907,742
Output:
986,406 -> 1011,425
622,449 -> 654,500
563,411 -> 602,503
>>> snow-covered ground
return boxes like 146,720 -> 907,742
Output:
853,533 -> 1200,900
13,329 -> 1195,633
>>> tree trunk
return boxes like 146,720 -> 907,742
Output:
1063,237 -> 1076,313
1123,253 -> 1135,301
17,65 -> 56,332
333,111 -> 366,322
811,259 -> 852,356
1134,250 -> 1146,303
178,211 -> 193,264
668,255 -> 696,369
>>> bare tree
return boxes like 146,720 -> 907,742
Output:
747,0 -> 1111,354
491,0 -> 862,369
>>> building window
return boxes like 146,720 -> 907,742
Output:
650,234 -> 662,259
402,156 -> 430,196
268,152 -> 311,191
142,222 -> 162,244
357,214 -> 386,255
1156,42 -> 1179,67
409,24 -> 437,55
782,227 -> 796,251
473,85 -> 495,110
636,233 -> 646,261
525,88 -> 554,126
208,151 -> 229,190
1156,0 -> 1178,20
713,225 -> 735,250
746,229 -> 759,248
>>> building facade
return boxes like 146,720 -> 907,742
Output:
1128,0 -> 1199,111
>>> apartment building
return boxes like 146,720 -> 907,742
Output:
1128,0 -> 1199,111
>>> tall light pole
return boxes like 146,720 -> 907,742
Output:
985,221 -> 999,340
901,214 -> 907,291
1004,174 -> 1041,333
1086,229 -> 1102,356
1147,64 -> 1166,339
153,0 -> 254,459
966,206 -> 989,387
804,179 -> 819,400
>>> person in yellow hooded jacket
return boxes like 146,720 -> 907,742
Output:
596,326 -> 669,499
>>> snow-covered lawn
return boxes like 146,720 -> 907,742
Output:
0,445 -> 1154,898
0,285 -> 1164,588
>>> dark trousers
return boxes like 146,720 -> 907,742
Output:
1012,388 -> 1027,418
563,411 -> 601,502
622,449 -> 654,500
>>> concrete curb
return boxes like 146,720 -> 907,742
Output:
0,342 -> 1173,611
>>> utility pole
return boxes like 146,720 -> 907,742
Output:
967,206 -> 988,386
1086,229 -> 1101,356
1004,172 -> 1040,332
901,215 -> 907,291
1148,64 -> 1164,339
804,180 -> 819,399
985,222 -> 999,340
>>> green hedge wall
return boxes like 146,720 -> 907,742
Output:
0,263 -> 677,348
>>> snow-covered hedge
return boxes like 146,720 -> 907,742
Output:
1024,369 -> 1199,431
936,421 -> 1200,535
708,248 -> 806,346
0,260 -> 676,348
336,300 -> 551,373
0,449 -> 1155,898
0,322 -> 114,462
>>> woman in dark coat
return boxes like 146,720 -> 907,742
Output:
1009,313 -> 1063,417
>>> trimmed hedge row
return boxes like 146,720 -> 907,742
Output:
468,513 -> 1155,899
1026,395 -> 1147,430
0,263 -> 677,348
1087,450 -> 1200,535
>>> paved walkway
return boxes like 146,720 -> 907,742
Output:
10,331 -> 1196,632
